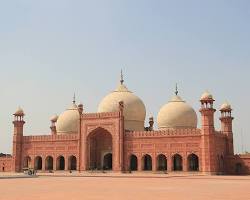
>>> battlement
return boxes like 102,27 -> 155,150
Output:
82,111 -> 120,120
23,134 -> 79,142
125,128 -> 201,138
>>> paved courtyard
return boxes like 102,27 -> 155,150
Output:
0,174 -> 249,200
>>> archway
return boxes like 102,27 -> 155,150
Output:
23,156 -> 31,168
157,154 -> 167,171
130,154 -> 138,171
56,156 -> 65,170
142,154 -> 152,171
187,154 -> 199,171
235,163 -> 242,175
45,156 -> 53,170
173,154 -> 183,171
34,156 -> 42,170
103,153 -> 112,170
68,156 -> 77,170
88,128 -> 112,170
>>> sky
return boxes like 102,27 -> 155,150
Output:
0,0 -> 249,154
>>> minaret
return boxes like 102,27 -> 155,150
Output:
12,107 -> 25,172
199,91 -> 216,174
220,102 -> 234,155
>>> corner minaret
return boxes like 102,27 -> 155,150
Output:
200,91 -> 216,133
220,102 -> 234,155
12,107 -> 25,172
199,91 -> 217,174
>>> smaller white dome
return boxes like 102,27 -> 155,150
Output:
201,91 -> 213,100
157,95 -> 197,130
14,107 -> 24,116
50,114 -> 58,122
56,103 -> 79,134
220,102 -> 231,110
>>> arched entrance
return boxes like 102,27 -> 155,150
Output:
56,156 -> 65,170
34,156 -> 42,170
235,163 -> 242,175
45,156 -> 53,170
173,154 -> 183,171
68,156 -> 77,170
103,153 -> 112,170
142,154 -> 152,171
187,154 -> 199,171
23,156 -> 31,168
130,154 -> 138,171
88,128 -> 112,170
157,154 -> 167,171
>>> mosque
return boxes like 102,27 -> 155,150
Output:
0,73 -> 249,175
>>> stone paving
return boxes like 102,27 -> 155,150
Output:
0,173 -> 249,200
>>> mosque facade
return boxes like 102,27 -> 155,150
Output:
0,74 -> 250,175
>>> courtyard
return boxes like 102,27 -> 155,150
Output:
0,173 -> 249,200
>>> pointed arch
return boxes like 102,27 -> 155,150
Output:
34,156 -> 42,170
45,156 -> 53,170
129,154 -> 138,171
142,154 -> 152,171
56,156 -> 65,170
23,156 -> 31,168
157,154 -> 167,171
68,155 -> 77,170
187,154 -> 199,171
172,154 -> 183,171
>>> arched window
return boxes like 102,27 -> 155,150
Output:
142,154 -> 152,171
56,156 -> 65,170
157,154 -> 167,171
187,154 -> 199,171
172,154 -> 182,171
130,154 -> 138,171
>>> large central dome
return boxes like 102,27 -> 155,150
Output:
98,75 -> 146,131
157,94 -> 197,130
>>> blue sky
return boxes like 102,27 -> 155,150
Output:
0,0 -> 249,153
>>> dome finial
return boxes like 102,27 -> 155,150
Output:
175,83 -> 178,96
73,93 -> 76,104
120,69 -> 124,85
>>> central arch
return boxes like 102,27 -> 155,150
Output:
87,127 -> 113,170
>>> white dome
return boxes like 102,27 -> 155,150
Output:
98,82 -> 146,131
201,91 -> 213,100
220,102 -> 231,110
56,103 -> 79,134
50,114 -> 58,122
157,95 -> 197,130
14,106 -> 24,116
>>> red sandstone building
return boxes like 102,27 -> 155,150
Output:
0,75 -> 249,174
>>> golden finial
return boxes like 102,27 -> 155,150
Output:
120,69 -> 124,85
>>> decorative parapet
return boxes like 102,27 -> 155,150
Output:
23,134 -> 79,142
125,128 -> 201,138
82,111 -> 120,120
